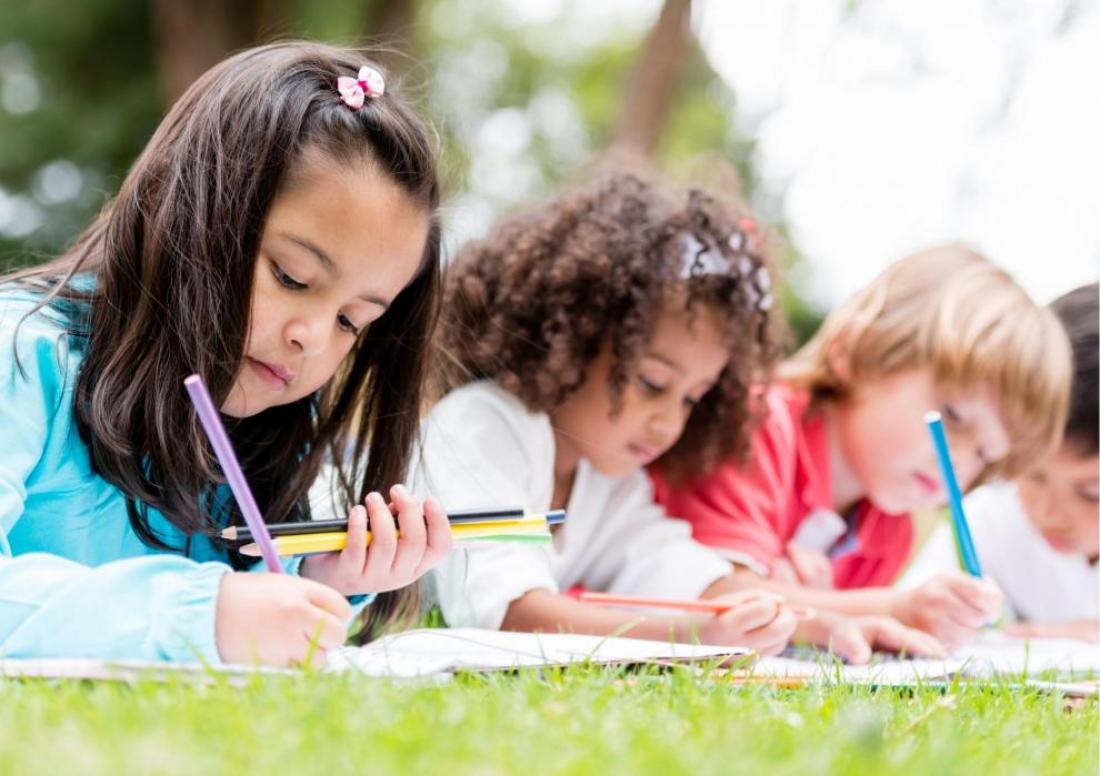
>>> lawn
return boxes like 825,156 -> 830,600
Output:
0,667 -> 1095,775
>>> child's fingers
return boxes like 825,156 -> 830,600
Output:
939,586 -> 993,629
305,578 -> 354,622
364,491 -> 398,572
341,504 -> 370,571
862,616 -> 946,658
414,495 -> 454,576
389,484 -> 427,579
946,576 -> 1003,619
827,622 -> 873,665
719,597 -> 781,634
748,607 -> 797,656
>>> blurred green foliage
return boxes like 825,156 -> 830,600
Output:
0,0 -> 823,340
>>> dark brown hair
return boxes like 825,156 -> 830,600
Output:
436,171 -> 782,480
1050,282 -> 1098,456
4,41 -> 441,637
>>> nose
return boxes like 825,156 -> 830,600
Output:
1026,485 -> 1057,527
284,314 -> 330,357
646,397 -> 685,446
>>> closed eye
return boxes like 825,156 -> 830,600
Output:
273,263 -> 307,291
336,312 -> 361,335
638,376 -> 665,396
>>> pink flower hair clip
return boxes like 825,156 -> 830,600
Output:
337,66 -> 386,110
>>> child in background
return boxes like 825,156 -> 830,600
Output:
652,246 -> 1073,652
901,283 -> 1098,642
0,42 -> 452,667
414,172 -> 940,661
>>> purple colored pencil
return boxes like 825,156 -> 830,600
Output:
184,374 -> 284,574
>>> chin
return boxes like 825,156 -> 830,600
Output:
588,457 -> 639,479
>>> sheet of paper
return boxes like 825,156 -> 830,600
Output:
952,631 -> 1100,676
747,631 -> 1100,684
329,627 -> 751,677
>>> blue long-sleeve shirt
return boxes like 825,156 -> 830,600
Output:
0,288 -> 313,664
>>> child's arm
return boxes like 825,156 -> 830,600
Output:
500,588 -> 796,656
300,486 -> 453,596
1005,619 -> 1100,643
711,564 -> 1002,649
0,552 -> 349,665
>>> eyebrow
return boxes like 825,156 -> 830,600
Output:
644,351 -> 685,375
280,232 -> 391,309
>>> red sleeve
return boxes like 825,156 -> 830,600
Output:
650,391 -> 800,574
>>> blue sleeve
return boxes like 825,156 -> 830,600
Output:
0,304 -> 230,664
0,553 -> 229,663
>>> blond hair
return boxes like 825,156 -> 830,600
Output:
781,244 -> 1072,478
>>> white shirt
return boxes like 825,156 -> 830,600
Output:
410,381 -> 733,630
898,482 -> 1098,623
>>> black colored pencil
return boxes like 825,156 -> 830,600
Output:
222,506 -> 530,542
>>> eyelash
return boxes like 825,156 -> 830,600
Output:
272,262 -> 360,335
273,263 -> 307,291
336,314 -> 360,335
638,376 -> 700,407
941,402 -> 990,465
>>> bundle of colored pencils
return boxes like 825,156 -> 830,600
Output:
222,507 -> 565,558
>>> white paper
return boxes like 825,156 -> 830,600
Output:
329,627 -> 751,677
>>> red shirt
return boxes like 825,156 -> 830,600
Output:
650,386 -> 912,589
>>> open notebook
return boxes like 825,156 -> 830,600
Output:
0,628 -> 750,684
326,628 -> 752,677
750,630 -> 1100,685
1,629 -> 1096,686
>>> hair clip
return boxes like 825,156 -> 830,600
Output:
337,66 -> 385,110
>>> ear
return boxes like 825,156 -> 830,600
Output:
825,330 -> 853,386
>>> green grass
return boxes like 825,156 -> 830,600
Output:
0,667 -> 1095,775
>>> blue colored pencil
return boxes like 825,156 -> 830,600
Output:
924,410 -> 983,577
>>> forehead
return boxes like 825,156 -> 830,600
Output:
645,303 -> 729,372
1038,447 -> 1100,479
267,153 -> 429,288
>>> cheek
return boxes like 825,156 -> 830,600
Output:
302,343 -> 355,391
246,282 -> 282,346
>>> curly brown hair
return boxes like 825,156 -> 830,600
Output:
436,171 -> 783,480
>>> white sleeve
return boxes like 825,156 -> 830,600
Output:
411,386 -> 558,630
895,522 -> 957,590
597,472 -> 733,600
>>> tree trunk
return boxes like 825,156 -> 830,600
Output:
366,0 -> 418,74
611,0 -> 693,157
151,0 -> 289,107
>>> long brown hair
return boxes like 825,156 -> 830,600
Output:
4,42 -> 441,637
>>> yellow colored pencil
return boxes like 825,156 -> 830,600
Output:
239,520 -> 552,557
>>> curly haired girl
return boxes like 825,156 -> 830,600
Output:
409,171 -> 835,654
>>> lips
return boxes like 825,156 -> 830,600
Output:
627,442 -> 662,463
1039,529 -> 1075,553
247,357 -> 295,388
913,470 -> 940,497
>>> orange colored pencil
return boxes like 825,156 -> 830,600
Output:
579,591 -> 815,620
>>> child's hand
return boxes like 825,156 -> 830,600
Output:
215,571 -> 353,668
784,542 -> 834,589
799,612 -> 946,665
300,485 -> 453,596
697,591 -> 798,656
891,572 -> 1003,649
1004,618 -> 1100,643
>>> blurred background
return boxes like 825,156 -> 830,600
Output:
1,0 -> 1097,342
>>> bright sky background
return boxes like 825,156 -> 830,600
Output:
695,0 -> 1100,306
497,0 -> 1099,308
